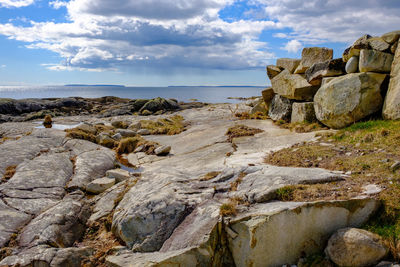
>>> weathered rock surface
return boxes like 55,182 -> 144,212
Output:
291,102 -> 317,123
0,129 -> 65,176
271,69 -> 319,100
228,199 -> 379,267
268,94 -> 293,121
17,194 -> 90,248
0,199 -> 31,247
314,72 -> 387,129
345,56 -> 359,73
261,87 -> 275,105
359,49 -> 394,73
382,30 -> 400,44
67,144 -> 115,190
0,245 -> 93,267
305,58 -> 345,85
276,58 -> 301,73
295,47 -> 333,74
369,37 -> 391,52
383,43 -> 400,119
86,177 -> 116,194
106,168 -> 131,182
89,180 -> 130,222
266,65 -> 284,80
233,165 -> 344,203
154,145 -> 171,156
343,34 -> 371,62
325,228 -> 388,267
111,170 -> 207,252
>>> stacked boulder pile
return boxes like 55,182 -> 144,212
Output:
264,30 -> 400,129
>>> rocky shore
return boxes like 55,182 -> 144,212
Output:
0,29 -> 400,267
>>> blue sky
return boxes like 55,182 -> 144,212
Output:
0,0 -> 399,86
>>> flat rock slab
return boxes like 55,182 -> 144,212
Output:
86,177 -> 115,194
0,129 -> 65,176
67,147 -> 115,190
18,197 -> 90,248
234,165 -> 345,203
0,245 -> 93,267
0,199 -> 31,247
1,152 -> 73,190
3,197 -> 59,215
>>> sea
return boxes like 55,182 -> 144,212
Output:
0,85 -> 266,103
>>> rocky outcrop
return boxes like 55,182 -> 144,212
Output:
0,96 -> 182,122
305,58 -> 345,86
383,42 -> 400,119
86,177 -> 116,194
294,47 -> 333,74
325,228 -> 388,267
0,245 -> 93,267
276,58 -> 301,73
359,49 -> 394,73
227,198 -> 379,267
314,72 -> 387,129
291,102 -> 317,123
268,94 -> 293,121
266,65 -> 283,80
271,69 -> 319,101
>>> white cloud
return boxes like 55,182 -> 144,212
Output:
0,0 -> 279,72
0,65 -> 6,68
255,0 -> 400,44
49,0 -> 67,9
0,0 -> 34,8
282,40 -> 302,53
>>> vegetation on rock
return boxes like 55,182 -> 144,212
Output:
226,124 -> 263,142
139,115 -> 186,135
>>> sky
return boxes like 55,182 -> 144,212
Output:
0,0 -> 399,86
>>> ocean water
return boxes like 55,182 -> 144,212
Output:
0,85 -> 265,103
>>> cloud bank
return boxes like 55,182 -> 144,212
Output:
0,0 -> 399,72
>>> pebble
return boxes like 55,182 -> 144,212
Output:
390,161 -> 400,171
137,129 -> 151,135
154,145 -> 171,156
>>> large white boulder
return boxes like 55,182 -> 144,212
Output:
314,72 -> 387,129
271,69 -> 319,101
383,43 -> 400,119
325,228 -> 388,267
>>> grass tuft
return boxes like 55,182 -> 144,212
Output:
220,200 -> 238,216
140,115 -> 186,135
226,124 -> 263,142
2,165 -> 17,182
275,185 -> 296,201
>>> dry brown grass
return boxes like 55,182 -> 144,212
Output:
116,136 -> 159,155
226,124 -> 263,142
235,111 -> 269,120
230,172 -> 247,191
2,165 -> 16,182
140,115 -> 186,135
200,171 -> 222,181
274,120 -> 328,133
65,129 -> 97,143
220,200 -> 238,216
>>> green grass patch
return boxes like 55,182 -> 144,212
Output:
275,185 -> 295,201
